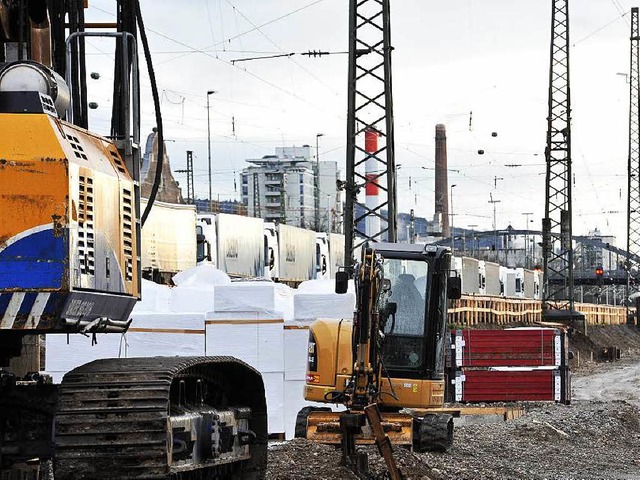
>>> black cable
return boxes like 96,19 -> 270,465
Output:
77,1 -> 87,129
135,0 -> 163,226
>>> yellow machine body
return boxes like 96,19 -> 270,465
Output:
304,318 -> 445,408
303,318 -> 446,445
0,111 -> 139,331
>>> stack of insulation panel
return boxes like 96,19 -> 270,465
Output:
206,282 -> 285,435
448,328 -> 570,404
281,288 -> 355,438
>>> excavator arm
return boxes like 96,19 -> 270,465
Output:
333,246 -> 403,480
345,246 -> 384,409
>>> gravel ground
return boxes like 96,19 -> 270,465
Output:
267,400 -> 640,479
418,400 -> 640,480
267,325 -> 640,480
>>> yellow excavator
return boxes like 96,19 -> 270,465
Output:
296,243 -> 461,473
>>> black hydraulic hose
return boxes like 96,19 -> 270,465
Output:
78,2 -> 87,128
135,0 -> 163,227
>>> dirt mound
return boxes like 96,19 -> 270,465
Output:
266,440 -> 357,480
570,324 -> 640,374
586,324 -> 640,353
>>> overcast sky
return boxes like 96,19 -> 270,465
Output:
83,0 -> 633,244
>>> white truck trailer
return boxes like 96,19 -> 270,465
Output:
140,199 -> 197,283
277,224 -> 317,284
453,256 -> 481,294
198,213 -> 265,278
500,266 -> 523,297
328,233 -> 345,278
482,261 -> 502,296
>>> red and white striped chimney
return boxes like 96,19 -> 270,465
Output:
364,129 -> 380,239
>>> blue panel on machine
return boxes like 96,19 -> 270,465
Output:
0,228 -> 66,290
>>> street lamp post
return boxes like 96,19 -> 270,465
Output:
450,184 -> 457,251
489,193 -> 501,262
468,224 -> 478,257
206,90 -> 216,210
314,133 -> 324,231
522,212 -> 534,268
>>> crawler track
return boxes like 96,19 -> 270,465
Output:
54,356 -> 267,480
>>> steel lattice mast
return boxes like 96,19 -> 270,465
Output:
627,8 -> 640,306
542,0 -> 575,312
344,0 -> 397,264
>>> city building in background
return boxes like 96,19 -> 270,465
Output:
575,228 -> 620,271
194,199 -> 247,216
240,146 -> 342,232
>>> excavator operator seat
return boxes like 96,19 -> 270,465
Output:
380,258 -> 429,371
388,273 -> 425,336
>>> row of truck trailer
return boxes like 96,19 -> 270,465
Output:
142,200 -> 541,298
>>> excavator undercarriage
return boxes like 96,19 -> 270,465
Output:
1,357 -> 267,480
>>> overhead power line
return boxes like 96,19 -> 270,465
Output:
230,50 -> 347,64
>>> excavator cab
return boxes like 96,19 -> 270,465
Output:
379,245 -> 459,385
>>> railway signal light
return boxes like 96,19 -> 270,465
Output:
595,266 -> 604,286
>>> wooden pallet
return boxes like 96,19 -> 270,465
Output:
449,295 -> 630,327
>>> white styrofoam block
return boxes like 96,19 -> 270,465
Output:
293,293 -> 355,321
130,312 -> 206,329
214,283 -> 276,312
263,372 -> 285,435
45,313 -> 207,383
284,325 -> 310,380
257,322 -> 284,373
283,380 -> 306,440
206,321 -> 259,368
274,282 -> 295,322
297,278 -> 355,294
45,333 -> 124,383
172,264 -> 231,287
126,313 -> 206,358
205,311 -> 284,369
134,279 -> 171,313
169,285 -> 215,313
205,311 -> 283,323
123,331 -> 204,358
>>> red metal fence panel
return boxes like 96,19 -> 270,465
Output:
453,368 -> 561,402
452,328 -> 565,367
447,328 -> 571,404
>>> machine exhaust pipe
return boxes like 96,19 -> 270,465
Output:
28,0 -> 52,67
0,2 -> 11,42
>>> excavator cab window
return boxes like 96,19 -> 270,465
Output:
383,258 -> 427,336
381,258 -> 429,372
